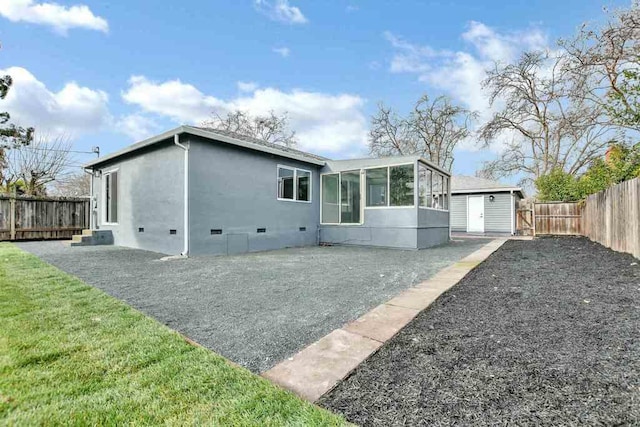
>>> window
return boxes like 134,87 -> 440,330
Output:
365,164 -> 414,207
103,170 -> 118,224
389,164 -> 414,206
418,162 -> 449,211
277,166 -> 311,202
321,174 -> 339,223
341,171 -> 361,223
278,167 -> 294,200
419,163 -> 432,208
297,170 -> 311,202
442,176 -> 449,210
432,173 -> 442,209
366,168 -> 387,207
321,171 -> 361,224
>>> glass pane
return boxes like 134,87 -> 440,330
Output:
390,164 -> 414,206
432,173 -> 443,209
105,174 -> 110,222
321,174 -> 339,223
297,170 -> 311,201
340,171 -> 361,223
418,164 -> 432,207
278,167 -> 294,200
111,172 -> 118,223
366,167 -> 387,207
442,176 -> 449,210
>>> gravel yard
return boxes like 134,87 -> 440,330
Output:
16,239 -> 487,373
319,237 -> 640,426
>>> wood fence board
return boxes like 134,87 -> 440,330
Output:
582,177 -> 639,259
0,195 -> 90,241
534,202 -> 582,236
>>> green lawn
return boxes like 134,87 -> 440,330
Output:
0,244 -> 345,425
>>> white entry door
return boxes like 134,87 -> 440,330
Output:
467,195 -> 485,233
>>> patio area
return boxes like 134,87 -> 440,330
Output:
17,239 -> 488,373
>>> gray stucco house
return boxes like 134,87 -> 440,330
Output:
449,176 -> 524,235
83,126 -> 452,256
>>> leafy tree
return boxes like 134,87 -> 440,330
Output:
201,110 -> 297,147
369,95 -> 476,171
536,142 -> 640,200
535,169 -> 582,201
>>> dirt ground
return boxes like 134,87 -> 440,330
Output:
319,237 -> 640,426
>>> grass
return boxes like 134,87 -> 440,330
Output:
0,243 -> 345,426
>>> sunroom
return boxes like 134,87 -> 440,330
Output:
318,155 -> 451,249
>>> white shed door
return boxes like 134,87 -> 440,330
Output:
467,196 -> 485,233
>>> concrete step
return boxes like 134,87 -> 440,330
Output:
82,229 -> 93,236
70,230 -> 114,247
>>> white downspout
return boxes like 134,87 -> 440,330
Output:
510,189 -> 515,235
174,133 -> 189,256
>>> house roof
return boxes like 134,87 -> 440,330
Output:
84,125 -> 329,168
451,175 -> 524,197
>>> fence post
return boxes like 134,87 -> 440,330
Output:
532,202 -> 536,237
9,195 -> 16,241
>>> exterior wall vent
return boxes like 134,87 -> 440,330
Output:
299,227 -> 306,231
211,229 -> 222,235
169,229 -> 177,235
138,227 -> 144,233
257,228 -> 266,233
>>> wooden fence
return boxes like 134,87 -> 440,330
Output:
0,194 -> 90,241
534,202 -> 583,236
583,177 -> 640,259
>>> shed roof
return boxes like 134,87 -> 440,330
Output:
451,175 -> 524,197
84,125 -> 328,168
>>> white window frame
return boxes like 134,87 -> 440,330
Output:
418,161 -> 450,212
276,164 -> 312,203
363,162 -> 416,210
101,168 -> 119,225
320,170 -> 364,225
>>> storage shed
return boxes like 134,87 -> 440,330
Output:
449,176 -> 524,235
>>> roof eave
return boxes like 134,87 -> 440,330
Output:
452,187 -> 523,196
84,125 -> 327,169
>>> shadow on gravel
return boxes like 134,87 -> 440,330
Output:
319,237 -> 640,426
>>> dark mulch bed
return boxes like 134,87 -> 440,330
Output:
319,237 -> 640,426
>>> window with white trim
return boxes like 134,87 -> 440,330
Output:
277,166 -> 311,202
103,170 -> 118,224
365,164 -> 414,207
321,171 -> 361,224
418,162 -> 448,211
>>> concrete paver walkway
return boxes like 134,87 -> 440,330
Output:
262,239 -> 507,401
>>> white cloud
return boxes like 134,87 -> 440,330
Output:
254,0 -> 307,24
273,46 -> 291,58
116,114 -> 161,141
0,0 -> 108,34
385,22 -> 550,152
121,75 -> 369,156
237,81 -> 259,92
0,66 -> 110,137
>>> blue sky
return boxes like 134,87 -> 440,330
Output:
0,0 -> 629,182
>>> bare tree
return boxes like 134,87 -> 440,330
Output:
50,172 -> 91,197
201,110 -> 297,147
478,50 -> 617,186
3,135 -> 74,195
560,3 -> 640,128
369,95 -> 476,171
